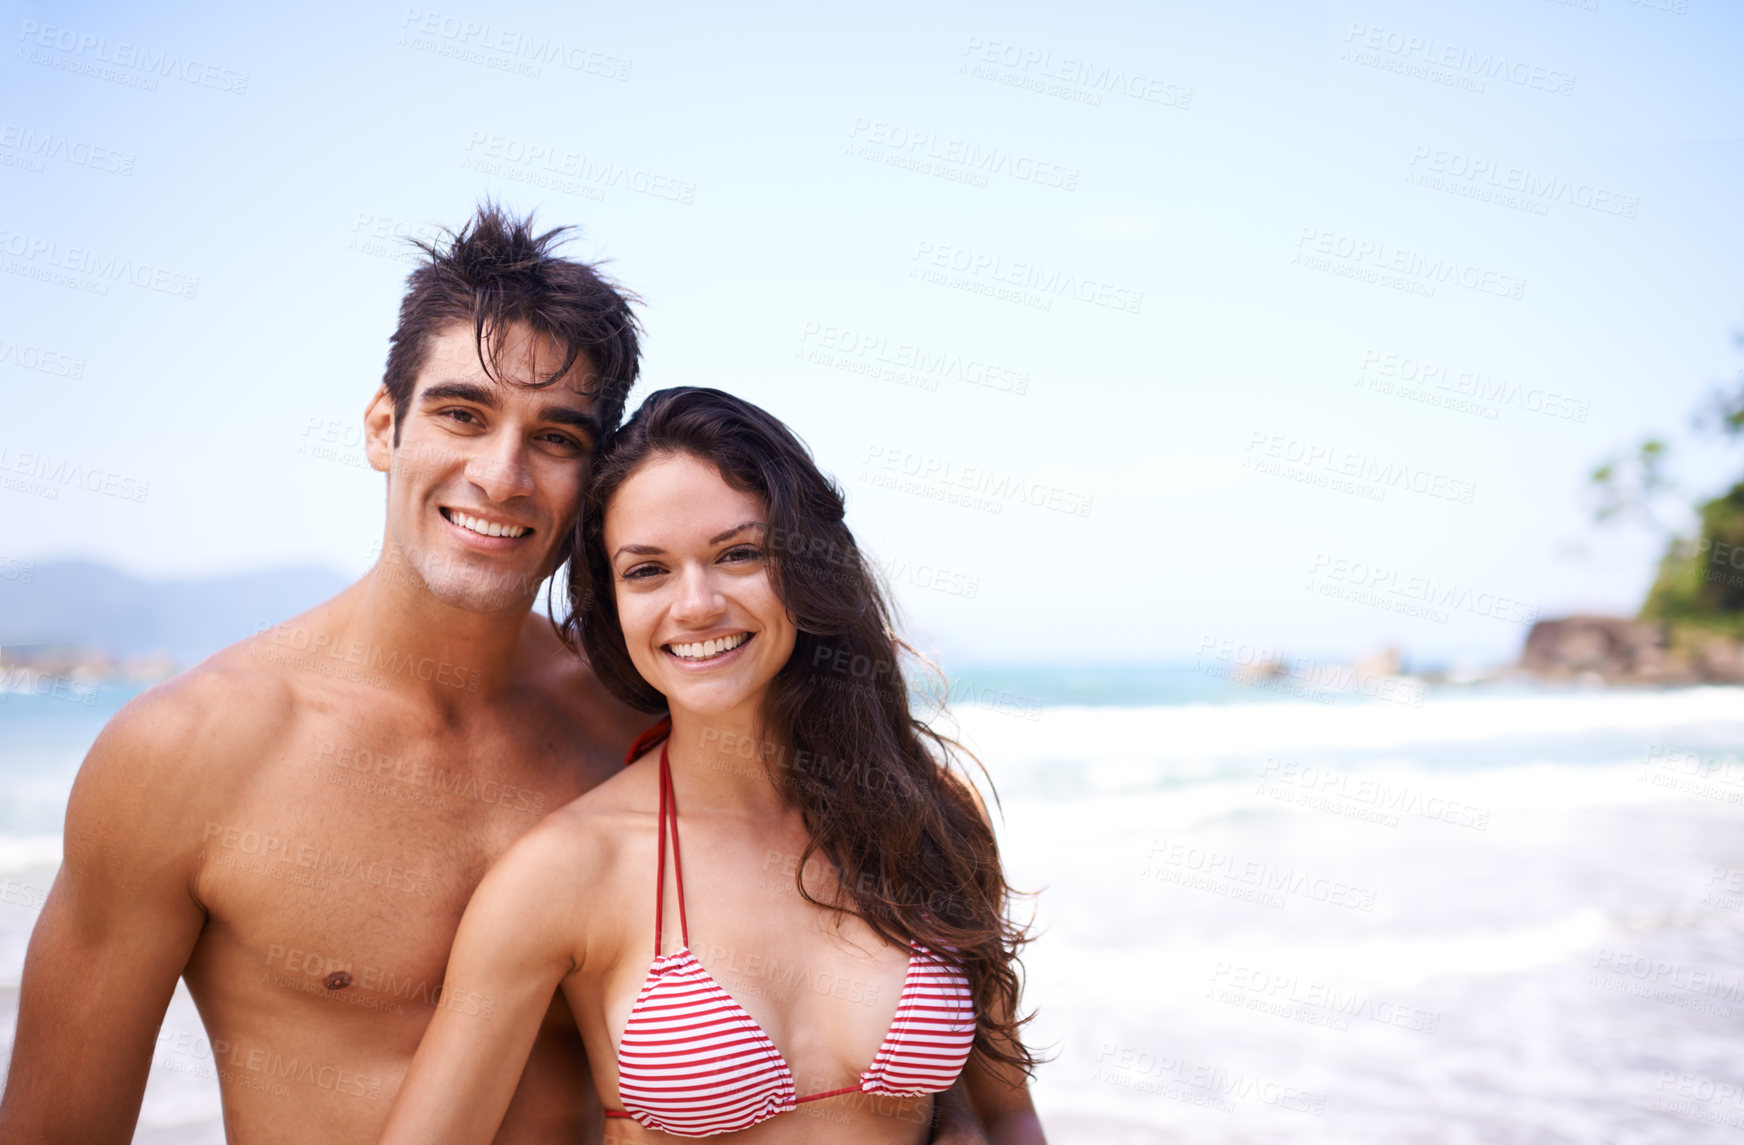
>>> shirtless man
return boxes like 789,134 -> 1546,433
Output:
0,206 -> 988,1144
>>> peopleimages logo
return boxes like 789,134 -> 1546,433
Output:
797,322 -> 1030,395
0,124 -> 136,175
0,230 -> 199,300
846,118 -> 1079,190
1243,431 -> 1477,506
461,132 -> 695,203
960,37 -> 1193,109
910,240 -> 1143,315
1341,22 -> 1576,96
1294,227 -> 1525,301
15,20 -> 249,93
0,336 -> 86,379
1309,553 -> 1539,626
862,445 -> 1094,518
0,445 -> 149,502
398,9 -> 631,79
1407,146 -> 1638,218
1357,350 -> 1588,423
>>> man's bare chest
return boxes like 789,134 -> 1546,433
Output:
189,709 -> 601,1022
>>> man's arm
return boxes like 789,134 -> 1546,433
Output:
0,687 -> 218,1144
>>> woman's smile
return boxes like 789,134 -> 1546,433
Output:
606,451 -> 799,717
664,630 -> 754,663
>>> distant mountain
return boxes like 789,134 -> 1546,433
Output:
0,560 -> 352,667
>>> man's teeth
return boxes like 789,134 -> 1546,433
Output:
669,633 -> 750,661
450,511 -> 527,539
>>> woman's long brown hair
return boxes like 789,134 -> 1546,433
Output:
564,386 -> 1036,1075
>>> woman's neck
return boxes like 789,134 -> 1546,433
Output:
663,706 -> 794,817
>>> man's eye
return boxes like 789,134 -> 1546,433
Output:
540,433 -> 587,452
440,409 -> 481,425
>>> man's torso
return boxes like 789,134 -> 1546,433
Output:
172,606 -> 644,1144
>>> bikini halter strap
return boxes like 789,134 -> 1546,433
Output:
653,740 -> 690,957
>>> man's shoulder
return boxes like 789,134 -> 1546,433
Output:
515,611 -> 660,749
514,610 -> 596,693
62,644 -> 302,868
93,639 -> 301,784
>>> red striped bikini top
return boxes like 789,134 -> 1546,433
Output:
603,723 -> 978,1137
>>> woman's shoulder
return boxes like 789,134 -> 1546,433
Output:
460,763 -> 659,976
488,756 -> 660,897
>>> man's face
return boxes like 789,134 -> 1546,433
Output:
364,321 -> 600,615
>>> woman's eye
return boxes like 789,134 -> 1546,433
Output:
621,563 -> 663,581
721,546 -> 764,564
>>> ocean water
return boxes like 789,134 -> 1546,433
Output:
3,677 -> 1743,1142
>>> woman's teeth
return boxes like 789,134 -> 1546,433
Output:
448,511 -> 527,539
669,633 -> 750,661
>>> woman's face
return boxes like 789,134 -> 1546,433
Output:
604,451 -> 799,722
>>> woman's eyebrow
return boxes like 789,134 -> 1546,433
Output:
708,522 -> 767,544
613,524 -> 766,561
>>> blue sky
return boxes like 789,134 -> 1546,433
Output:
3,0 -> 1742,668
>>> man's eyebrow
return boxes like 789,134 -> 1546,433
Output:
419,380 -> 499,408
709,522 -> 767,544
539,403 -> 603,442
420,383 -> 600,440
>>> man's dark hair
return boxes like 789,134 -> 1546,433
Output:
382,201 -> 643,444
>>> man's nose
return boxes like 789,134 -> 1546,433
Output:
464,431 -> 534,502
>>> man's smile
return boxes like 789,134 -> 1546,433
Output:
440,507 -> 534,540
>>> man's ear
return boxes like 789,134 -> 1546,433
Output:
364,387 -> 396,473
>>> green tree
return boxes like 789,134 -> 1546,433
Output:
1592,332 -> 1744,636
1640,482 -> 1744,638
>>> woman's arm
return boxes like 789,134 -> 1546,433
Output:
930,1079 -> 988,1143
379,826 -> 587,1145
951,776 -> 1046,1145
964,1054 -> 1045,1145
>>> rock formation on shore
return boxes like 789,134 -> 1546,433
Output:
1519,614 -> 1744,684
